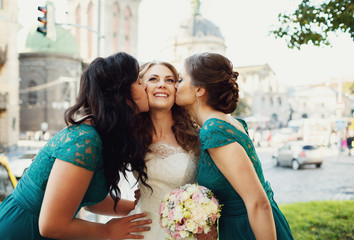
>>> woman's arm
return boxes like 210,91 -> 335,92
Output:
85,196 -> 135,216
39,159 -> 151,239
208,142 -> 276,240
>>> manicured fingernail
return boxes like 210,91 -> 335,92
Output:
147,227 -> 151,230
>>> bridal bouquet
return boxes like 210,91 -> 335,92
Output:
159,183 -> 221,240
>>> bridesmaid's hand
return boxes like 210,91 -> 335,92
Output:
196,224 -> 218,240
106,213 -> 151,239
134,189 -> 141,206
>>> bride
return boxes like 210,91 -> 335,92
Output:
130,61 -> 200,239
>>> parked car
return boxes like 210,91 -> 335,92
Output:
8,150 -> 37,180
272,141 -> 323,170
0,154 -> 17,201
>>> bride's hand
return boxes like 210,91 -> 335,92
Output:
196,224 -> 218,240
106,213 -> 151,239
134,189 -> 141,206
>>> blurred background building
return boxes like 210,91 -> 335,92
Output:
0,0 -> 20,151
0,0 -> 352,151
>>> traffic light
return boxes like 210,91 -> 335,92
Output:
36,2 -> 56,41
37,5 -> 47,36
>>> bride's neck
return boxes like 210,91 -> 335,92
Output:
150,109 -> 175,142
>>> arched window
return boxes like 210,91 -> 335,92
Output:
28,80 -> 37,105
113,2 -> 120,51
87,2 -> 93,58
124,7 -> 132,52
75,5 -> 81,51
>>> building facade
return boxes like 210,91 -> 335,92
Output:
236,64 -> 289,126
19,26 -> 81,136
0,0 -> 20,151
67,0 -> 141,63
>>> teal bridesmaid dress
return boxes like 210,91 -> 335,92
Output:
198,118 -> 294,240
0,124 -> 108,240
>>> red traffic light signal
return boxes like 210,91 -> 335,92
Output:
37,6 -> 47,35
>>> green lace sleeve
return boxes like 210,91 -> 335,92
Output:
52,125 -> 102,171
200,119 -> 238,150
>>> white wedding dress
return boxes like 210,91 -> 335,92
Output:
129,142 -> 198,239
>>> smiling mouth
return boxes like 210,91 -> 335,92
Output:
154,93 -> 169,97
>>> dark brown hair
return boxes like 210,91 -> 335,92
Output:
184,52 -> 239,114
64,52 -> 148,210
135,61 -> 200,157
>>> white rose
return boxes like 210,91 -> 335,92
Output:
162,207 -> 169,217
173,205 -> 184,222
179,230 -> 190,238
202,201 -> 218,216
185,219 -> 199,234
161,217 -> 169,227
181,191 -> 192,201
203,225 -> 211,234
186,184 -> 199,195
191,206 -> 208,226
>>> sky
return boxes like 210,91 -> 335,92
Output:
18,0 -> 354,87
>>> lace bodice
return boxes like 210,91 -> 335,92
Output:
136,142 -> 198,214
26,124 -> 108,207
131,142 -> 198,239
198,118 -> 267,202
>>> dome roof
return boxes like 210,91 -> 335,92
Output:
178,15 -> 224,39
25,25 -> 79,56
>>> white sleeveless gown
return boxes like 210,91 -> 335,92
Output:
129,142 -> 198,239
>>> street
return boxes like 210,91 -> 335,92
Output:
257,146 -> 354,204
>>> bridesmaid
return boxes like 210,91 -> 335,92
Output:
175,52 -> 294,240
0,52 -> 152,240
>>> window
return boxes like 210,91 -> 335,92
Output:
28,80 -> 38,105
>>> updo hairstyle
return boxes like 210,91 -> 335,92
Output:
184,52 -> 239,114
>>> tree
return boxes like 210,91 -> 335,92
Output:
343,81 -> 354,95
270,0 -> 353,49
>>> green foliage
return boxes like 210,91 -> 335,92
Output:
279,200 -> 354,239
270,0 -> 354,49
343,82 -> 354,95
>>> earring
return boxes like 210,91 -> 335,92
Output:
196,95 -> 200,106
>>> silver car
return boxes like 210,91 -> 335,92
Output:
272,141 -> 323,170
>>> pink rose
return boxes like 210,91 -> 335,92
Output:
168,209 -> 175,221
176,221 -> 185,231
192,192 -> 204,203
171,188 -> 184,196
211,196 -> 219,206
210,213 -> 217,223
159,203 -> 165,215
197,227 -> 204,234
172,231 -> 182,239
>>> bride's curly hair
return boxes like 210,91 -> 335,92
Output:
135,61 -> 200,158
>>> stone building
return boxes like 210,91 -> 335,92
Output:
18,0 -> 142,136
161,1 -> 226,68
161,0 -> 288,125
0,0 -> 20,151
236,64 -> 289,125
19,26 -> 81,135
67,0 -> 141,63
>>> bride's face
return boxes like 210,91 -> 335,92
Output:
141,64 -> 176,111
